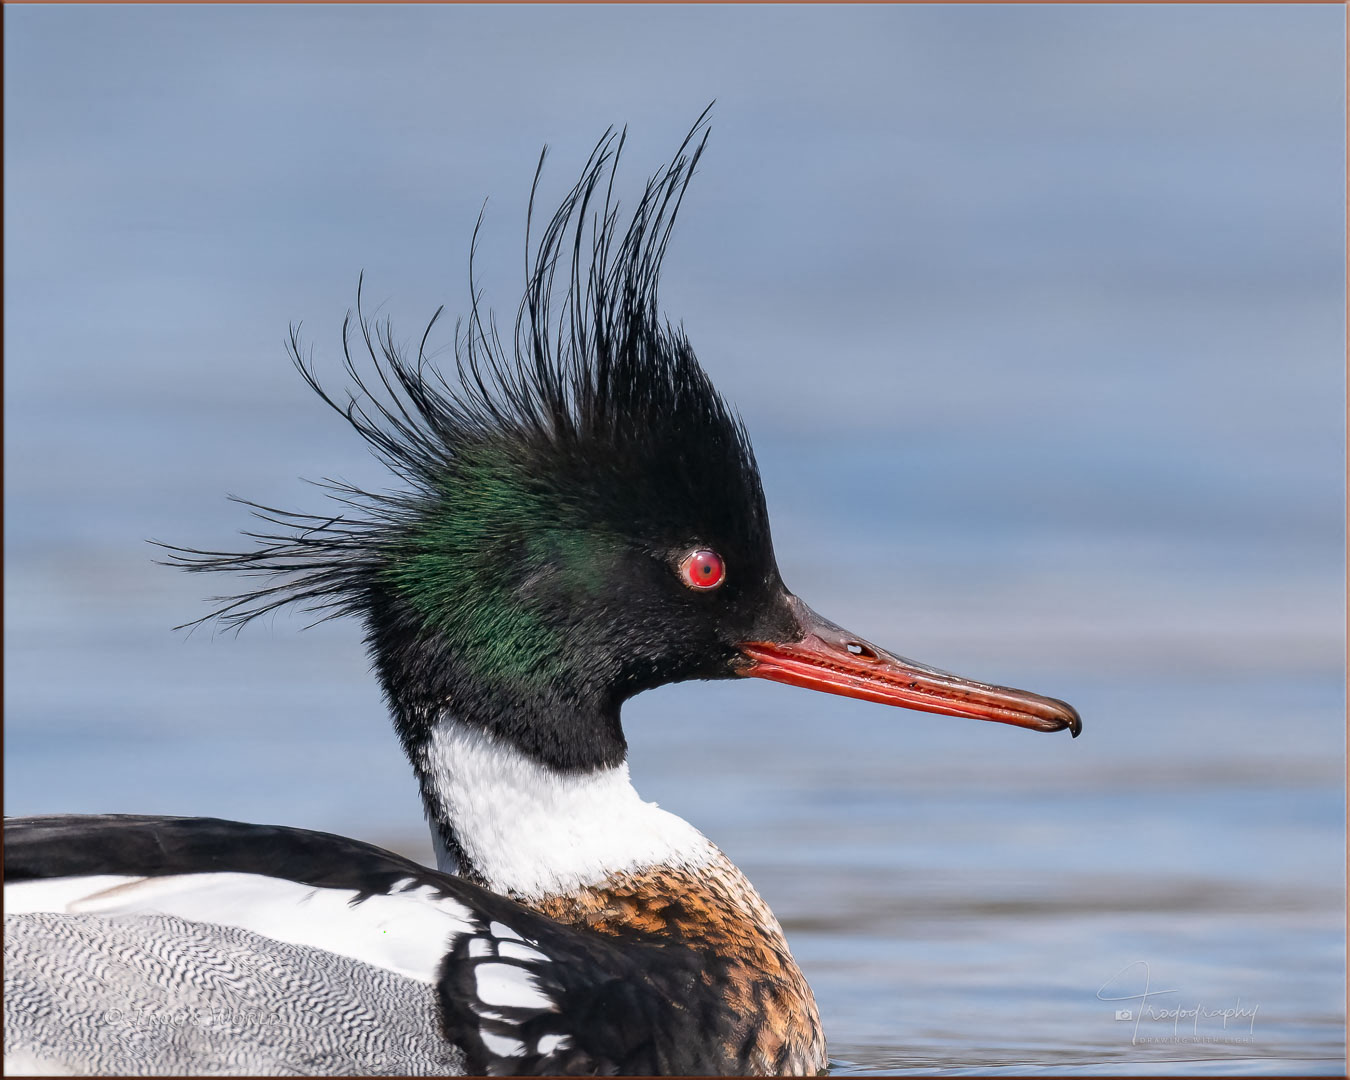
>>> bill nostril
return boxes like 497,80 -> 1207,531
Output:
845,641 -> 878,660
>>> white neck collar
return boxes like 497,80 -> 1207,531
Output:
420,718 -> 716,899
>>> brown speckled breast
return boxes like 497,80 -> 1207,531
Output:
528,850 -> 827,1076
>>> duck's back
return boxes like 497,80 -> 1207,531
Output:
5,910 -> 465,1076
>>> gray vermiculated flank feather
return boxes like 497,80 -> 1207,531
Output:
4,912 -> 465,1076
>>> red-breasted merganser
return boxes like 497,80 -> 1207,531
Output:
4,116 -> 1080,1077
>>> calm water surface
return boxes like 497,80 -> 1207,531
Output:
6,5 -> 1345,1074
7,469 -> 1343,1073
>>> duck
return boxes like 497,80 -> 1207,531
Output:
3,117 -> 1081,1077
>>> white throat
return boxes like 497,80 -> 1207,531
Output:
421,718 -> 716,899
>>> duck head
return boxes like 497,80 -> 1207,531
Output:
168,116 -> 1079,779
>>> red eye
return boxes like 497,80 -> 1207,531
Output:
678,549 -> 726,591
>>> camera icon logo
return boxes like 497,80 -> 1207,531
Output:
1115,1010 -> 1133,1021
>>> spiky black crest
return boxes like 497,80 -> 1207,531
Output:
164,114 -> 790,771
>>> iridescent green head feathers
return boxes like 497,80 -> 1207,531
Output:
167,117 -> 797,769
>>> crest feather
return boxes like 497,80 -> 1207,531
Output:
159,108 -> 766,633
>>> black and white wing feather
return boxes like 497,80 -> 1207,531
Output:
5,815 -> 735,1076
5,815 -> 478,985
437,913 -> 736,1075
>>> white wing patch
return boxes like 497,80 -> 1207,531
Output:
473,963 -> 554,1011
496,940 -> 547,963
5,876 -> 139,914
479,1032 -> 526,1059
536,1034 -> 571,1055
6,872 -> 472,984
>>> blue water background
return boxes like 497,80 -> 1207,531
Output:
5,6 -> 1345,1073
